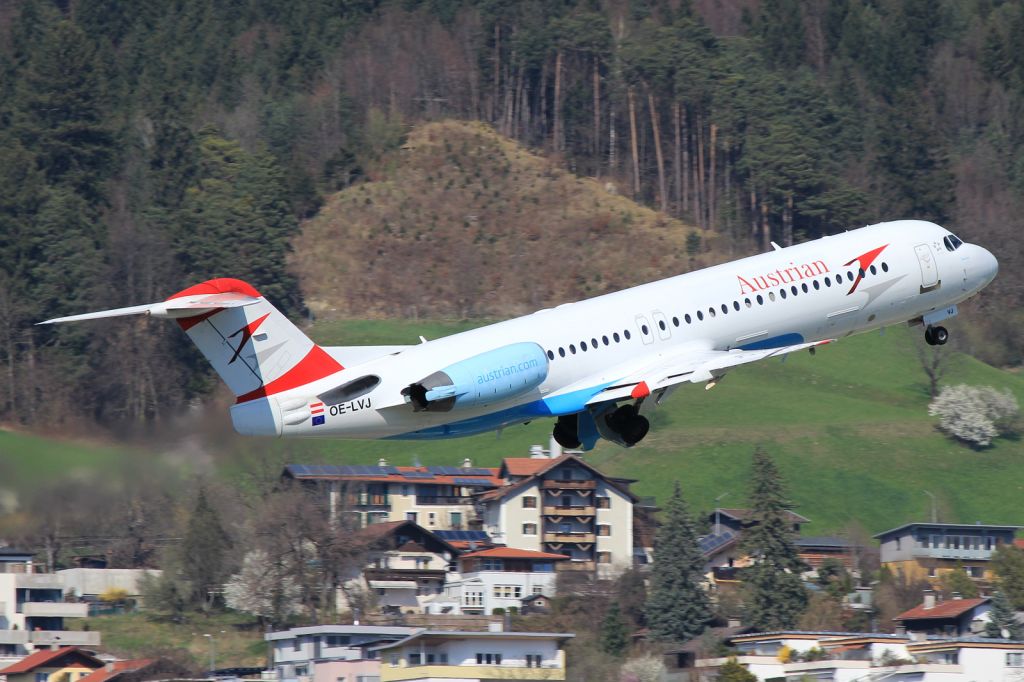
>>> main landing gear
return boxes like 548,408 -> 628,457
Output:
605,403 -> 650,446
551,402 -> 652,450
924,325 -> 949,346
553,414 -> 582,449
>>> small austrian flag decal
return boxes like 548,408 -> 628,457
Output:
310,401 -> 325,426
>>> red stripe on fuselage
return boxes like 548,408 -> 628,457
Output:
235,345 -> 344,404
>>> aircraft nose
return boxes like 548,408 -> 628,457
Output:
976,245 -> 998,286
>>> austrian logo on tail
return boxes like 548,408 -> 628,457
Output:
844,244 -> 888,295
226,313 -> 271,364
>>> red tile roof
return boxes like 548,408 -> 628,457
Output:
0,647 -> 103,675
502,458 -> 554,477
896,597 -> 988,621
460,547 -> 570,560
1014,538 -> 1024,550
78,660 -> 156,682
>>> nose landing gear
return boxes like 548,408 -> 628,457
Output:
924,325 -> 948,346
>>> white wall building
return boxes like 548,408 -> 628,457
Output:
266,624 -> 417,682
373,629 -> 573,681
438,547 -> 566,615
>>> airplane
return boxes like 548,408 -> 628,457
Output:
41,219 -> 997,450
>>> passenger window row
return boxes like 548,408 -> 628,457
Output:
544,261 -> 889,361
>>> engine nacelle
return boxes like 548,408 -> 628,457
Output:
230,397 -> 284,436
403,342 -> 549,412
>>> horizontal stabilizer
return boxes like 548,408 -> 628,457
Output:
38,292 -> 260,325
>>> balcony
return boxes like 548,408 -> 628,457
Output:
542,505 -> 595,517
912,548 -> 994,561
29,630 -> 101,646
0,630 -> 29,645
542,532 -> 595,544
14,574 -> 62,589
557,561 -> 596,572
364,568 -> 447,582
541,479 -> 596,490
415,496 -> 473,505
349,499 -> 391,509
386,664 -> 564,681
21,602 -> 89,618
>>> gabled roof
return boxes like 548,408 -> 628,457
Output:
77,659 -> 156,682
895,597 -> 988,621
501,458 -> 552,477
460,547 -> 569,561
874,522 -> 1022,539
482,454 -> 637,503
0,647 -> 104,674
357,520 -> 459,555
714,508 -> 810,525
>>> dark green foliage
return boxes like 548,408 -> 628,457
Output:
645,482 -> 711,642
985,588 -> 1021,639
993,544 -> 1024,610
741,448 -> 808,631
600,602 -> 628,657
180,488 -> 232,610
717,657 -> 757,682
939,565 -> 979,599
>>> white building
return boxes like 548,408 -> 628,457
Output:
692,630 -> 1024,682
0,549 -> 100,657
266,624 -> 418,682
373,628 -> 573,681
438,547 -> 566,615
477,453 -> 646,578
57,568 -> 161,601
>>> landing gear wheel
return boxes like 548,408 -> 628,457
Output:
552,414 -> 581,449
605,404 -> 650,446
924,327 -> 936,346
933,326 -> 949,345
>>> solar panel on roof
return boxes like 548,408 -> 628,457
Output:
435,530 -> 490,541
466,467 -> 494,476
698,530 -> 736,555
453,477 -> 497,487
402,471 -> 435,479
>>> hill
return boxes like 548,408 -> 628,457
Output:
292,120 -> 719,319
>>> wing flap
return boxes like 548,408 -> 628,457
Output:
584,339 -> 834,406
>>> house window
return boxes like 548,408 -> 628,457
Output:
928,566 -> 937,578
533,586 -> 544,595
465,590 -> 483,606
389,654 -> 399,667
36,674 -> 48,682
526,654 -> 543,667
597,524 -> 611,536
406,512 -> 417,523
450,512 -> 462,528
493,585 -> 522,598
522,496 -> 537,508
597,552 -> 612,564
293,637 -> 302,651
596,497 -> 610,509
523,523 -> 537,535
966,566 -> 983,578
408,653 -> 422,666
482,558 -> 504,571
428,512 -> 436,526
1008,652 -> 1023,667
476,653 -> 502,665
560,522 -> 572,534
325,635 -> 351,646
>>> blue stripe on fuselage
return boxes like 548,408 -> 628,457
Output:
385,381 -> 615,440
737,332 -> 804,350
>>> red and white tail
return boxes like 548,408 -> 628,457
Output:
40,278 -> 344,406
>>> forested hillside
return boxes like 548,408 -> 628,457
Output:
1,0 -> 1023,429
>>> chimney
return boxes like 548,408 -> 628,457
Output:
462,458 -> 473,469
923,590 -> 936,610
529,445 -> 544,458
549,434 -> 562,459
105,663 -> 114,672
378,457 -> 388,467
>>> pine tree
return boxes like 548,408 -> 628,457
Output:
180,487 -> 232,610
645,482 -> 711,642
741,448 -> 808,630
600,602 -> 629,657
984,588 -> 1022,639
993,544 -> 1024,609
717,657 -> 757,682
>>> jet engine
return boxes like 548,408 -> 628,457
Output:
403,342 -> 549,412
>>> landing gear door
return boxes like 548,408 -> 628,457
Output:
915,243 -> 940,291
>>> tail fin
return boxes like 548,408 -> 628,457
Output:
40,278 -> 344,403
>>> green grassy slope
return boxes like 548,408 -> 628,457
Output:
300,319 -> 1024,535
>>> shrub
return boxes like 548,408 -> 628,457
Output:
928,384 -> 1019,446
492,607 -> 505,615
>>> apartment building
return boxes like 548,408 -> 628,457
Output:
441,547 -> 567,615
874,522 -> 1020,586
266,624 -> 417,682
282,462 -> 500,530
0,550 -> 100,656
373,629 -> 573,682
476,454 -> 639,578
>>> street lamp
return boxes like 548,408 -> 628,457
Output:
202,631 -> 225,676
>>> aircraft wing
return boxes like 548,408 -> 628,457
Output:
583,338 -> 834,406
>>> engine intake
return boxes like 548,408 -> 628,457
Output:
403,342 -> 549,412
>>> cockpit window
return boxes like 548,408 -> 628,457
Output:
944,234 -> 964,251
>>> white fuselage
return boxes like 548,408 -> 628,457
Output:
260,220 -> 997,440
